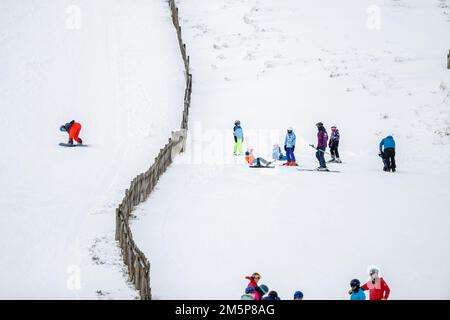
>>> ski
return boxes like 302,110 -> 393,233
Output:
249,165 -> 275,169
297,168 -> 340,173
327,159 -> 345,164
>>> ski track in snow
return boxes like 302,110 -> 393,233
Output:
131,0 -> 450,299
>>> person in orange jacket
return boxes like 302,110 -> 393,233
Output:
60,120 -> 83,145
360,267 -> 390,300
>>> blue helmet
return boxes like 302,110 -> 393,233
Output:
294,291 -> 303,299
245,286 -> 255,294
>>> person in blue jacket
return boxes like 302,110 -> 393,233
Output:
272,144 -> 287,161
263,291 -> 281,300
233,120 -> 244,156
293,291 -> 304,300
349,279 -> 366,300
379,135 -> 396,172
284,127 -> 297,166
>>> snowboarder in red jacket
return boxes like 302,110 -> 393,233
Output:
60,120 -> 83,145
361,267 -> 390,300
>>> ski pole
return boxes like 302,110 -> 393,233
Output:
309,144 -> 332,155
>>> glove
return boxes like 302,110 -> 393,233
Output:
284,145 -> 287,151
292,146 -> 295,151
234,136 -> 237,143
348,289 -> 352,295
68,139 -> 74,145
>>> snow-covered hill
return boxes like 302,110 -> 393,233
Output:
131,0 -> 450,299
0,0 -> 184,299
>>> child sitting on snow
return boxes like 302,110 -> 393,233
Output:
245,148 -> 272,167
272,144 -> 287,161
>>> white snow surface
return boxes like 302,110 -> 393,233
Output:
131,0 -> 450,299
0,0 -> 185,299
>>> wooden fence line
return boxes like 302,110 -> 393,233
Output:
114,0 -> 192,300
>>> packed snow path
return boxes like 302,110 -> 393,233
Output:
131,0 -> 450,299
0,0 -> 185,299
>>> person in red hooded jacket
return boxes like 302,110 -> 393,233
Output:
361,267 -> 390,300
245,272 -> 261,290
60,120 -> 83,145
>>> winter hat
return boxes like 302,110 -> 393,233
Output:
60,125 -> 66,132
235,120 -> 241,126
268,290 -> 278,298
287,126 -> 293,132
316,122 -> 324,127
331,125 -> 337,129
245,286 -> 255,294
259,284 -> 269,294
294,291 -> 304,300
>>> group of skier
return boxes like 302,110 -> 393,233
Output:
241,267 -> 390,300
235,120 -> 397,172
241,272 -> 303,301
236,120 -> 342,171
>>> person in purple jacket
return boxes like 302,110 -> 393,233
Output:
315,122 -> 329,171
329,125 -> 341,163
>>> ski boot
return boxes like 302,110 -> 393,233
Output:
317,167 -> 329,171
335,158 -> 342,163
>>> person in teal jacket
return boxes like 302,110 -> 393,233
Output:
379,135 -> 396,172
284,127 -> 297,166
349,279 -> 366,300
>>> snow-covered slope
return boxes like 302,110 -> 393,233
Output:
0,0 -> 185,299
132,0 -> 450,299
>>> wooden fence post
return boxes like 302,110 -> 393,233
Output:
447,50 -> 450,69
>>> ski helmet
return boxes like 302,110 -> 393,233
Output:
259,284 -> 269,294
287,126 -> 293,133
245,286 -> 255,294
268,290 -> 278,298
350,279 -> 360,288
331,125 -> 337,129
294,291 -> 304,300
235,120 -> 241,126
60,125 -> 67,132
316,122 -> 324,127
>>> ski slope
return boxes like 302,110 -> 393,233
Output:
0,0 -> 185,299
131,0 -> 450,299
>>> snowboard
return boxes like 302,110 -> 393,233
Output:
297,168 -> 340,173
59,143 -> 88,147
249,165 -> 275,169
